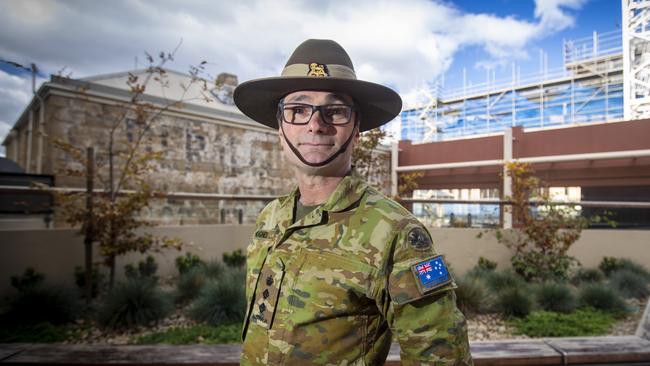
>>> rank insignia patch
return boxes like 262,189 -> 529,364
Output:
407,227 -> 432,251
410,255 -> 453,294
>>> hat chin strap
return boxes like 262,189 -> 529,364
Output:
280,121 -> 357,168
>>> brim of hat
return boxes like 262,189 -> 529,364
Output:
233,76 -> 402,132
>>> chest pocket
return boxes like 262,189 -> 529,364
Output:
290,251 -> 378,320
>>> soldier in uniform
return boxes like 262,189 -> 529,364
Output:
233,39 -> 472,365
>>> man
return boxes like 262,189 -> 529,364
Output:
233,39 -> 472,365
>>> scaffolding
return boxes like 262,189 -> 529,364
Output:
623,0 -> 650,120
399,30 -> 625,143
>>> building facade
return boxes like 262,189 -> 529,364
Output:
2,69 -> 296,226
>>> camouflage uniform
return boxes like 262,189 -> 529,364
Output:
241,172 -> 473,365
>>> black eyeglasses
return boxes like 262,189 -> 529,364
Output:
279,102 -> 355,126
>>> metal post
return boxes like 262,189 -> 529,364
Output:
84,147 -> 94,304
238,209 -> 243,224
510,62 -> 517,127
622,0 -> 631,120
503,128 -> 513,229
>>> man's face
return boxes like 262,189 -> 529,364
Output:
278,90 -> 358,175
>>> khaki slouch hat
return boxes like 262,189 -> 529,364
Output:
233,39 -> 402,132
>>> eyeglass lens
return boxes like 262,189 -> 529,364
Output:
282,104 -> 352,125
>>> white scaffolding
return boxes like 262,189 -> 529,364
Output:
623,0 -> 650,120
400,30 -> 624,143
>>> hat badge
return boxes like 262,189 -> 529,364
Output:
307,62 -> 329,77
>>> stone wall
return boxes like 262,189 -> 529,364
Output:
42,92 -> 296,226
6,83 -> 394,227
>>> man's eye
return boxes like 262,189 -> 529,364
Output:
326,107 -> 348,117
291,107 -> 308,115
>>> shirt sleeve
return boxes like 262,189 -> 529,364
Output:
377,221 -> 473,366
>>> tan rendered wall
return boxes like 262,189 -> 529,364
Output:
1,227 -> 648,295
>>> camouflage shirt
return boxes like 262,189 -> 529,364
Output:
241,173 -> 473,365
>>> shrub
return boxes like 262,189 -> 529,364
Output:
477,257 -> 497,271
534,282 -> 576,313
124,255 -> 159,283
0,322 -> 71,343
202,260 -> 225,280
175,267 -> 208,304
175,252 -> 204,275
465,267 -> 491,281
578,284 -> 628,315
571,267 -> 605,285
10,267 -> 45,292
0,285 -> 79,326
97,277 -> 172,329
509,309 -> 616,337
609,269 -> 650,299
74,265 -> 104,298
223,249 -> 246,268
599,257 -> 623,277
485,270 -> 525,293
189,267 -> 246,325
617,259 -> 650,280
454,276 -> 488,315
135,323 -> 241,344
494,286 -> 533,318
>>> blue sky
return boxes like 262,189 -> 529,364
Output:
0,0 -> 625,154
441,0 -> 621,90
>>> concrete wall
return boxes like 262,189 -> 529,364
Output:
1,227 -> 648,296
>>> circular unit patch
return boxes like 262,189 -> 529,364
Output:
407,227 -> 432,251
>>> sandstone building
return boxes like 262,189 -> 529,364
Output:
2,69 -> 297,226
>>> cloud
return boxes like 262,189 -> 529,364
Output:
0,69 -> 34,153
0,0 -> 588,139
535,0 -> 587,32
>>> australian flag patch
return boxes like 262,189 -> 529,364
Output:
410,255 -> 453,294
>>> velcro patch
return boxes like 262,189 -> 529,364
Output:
410,255 -> 453,294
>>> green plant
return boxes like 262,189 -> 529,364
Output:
485,162 -> 595,282
599,257 -> 624,277
97,277 -> 172,329
509,309 -> 616,337
454,276 -> 488,315
0,285 -> 79,326
609,269 -> 650,299
74,265 -> 104,298
494,286 -> 533,318
485,270 -> 525,293
175,252 -> 204,274
222,249 -> 246,268
0,322 -> 72,343
124,255 -> 159,283
135,323 -> 241,344
202,260 -> 225,279
174,267 -> 208,304
578,284 -> 628,315
618,259 -> 650,280
477,257 -> 497,271
571,267 -> 605,285
534,282 -> 576,313
10,267 -> 45,292
188,267 -> 246,326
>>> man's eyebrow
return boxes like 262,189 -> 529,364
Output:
285,94 -> 312,103
325,93 -> 353,104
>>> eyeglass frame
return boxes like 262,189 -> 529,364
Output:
277,101 -> 357,126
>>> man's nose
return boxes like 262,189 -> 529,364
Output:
307,108 -> 328,132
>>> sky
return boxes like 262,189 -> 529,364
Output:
0,0 -> 621,156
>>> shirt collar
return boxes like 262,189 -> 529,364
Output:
275,170 -> 368,231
